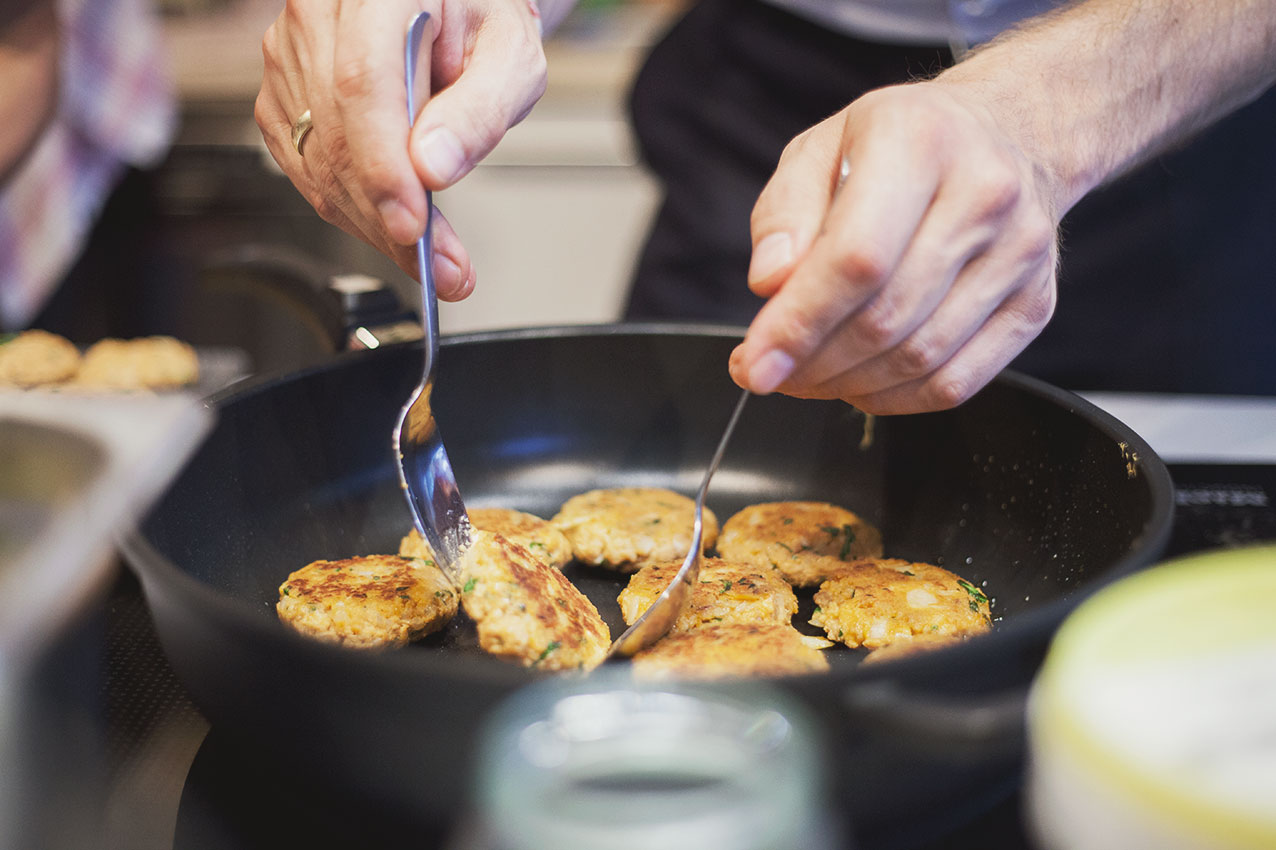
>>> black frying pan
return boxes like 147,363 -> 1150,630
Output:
123,325 -> 1173,846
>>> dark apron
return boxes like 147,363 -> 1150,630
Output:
624,0 -> 1276,395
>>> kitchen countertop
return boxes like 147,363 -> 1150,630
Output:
1081,392 -> 1276,463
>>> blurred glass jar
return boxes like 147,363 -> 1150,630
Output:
454,671 -> 842,850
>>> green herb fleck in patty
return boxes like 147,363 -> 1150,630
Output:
534,640 -> 561,664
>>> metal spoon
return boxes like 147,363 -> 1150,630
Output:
607,388 -> 750,658
392,11 -> 471,583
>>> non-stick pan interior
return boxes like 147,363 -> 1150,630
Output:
128,325 -> 1173,838
139,325 -> 1170,661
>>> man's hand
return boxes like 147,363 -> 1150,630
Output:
731,0 -> 1276,416
255,0 -> 547,297
730,83 -> 1060,415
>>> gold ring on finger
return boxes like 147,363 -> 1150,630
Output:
291,109 -> 314,156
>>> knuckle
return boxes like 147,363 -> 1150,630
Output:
779,129 -> 814,163
279,0 -> 309,41
351,157 -> 402,201
856,87 -> 904,123
832,243 -> 890,287
311,194 -> 344,228
893,334 -> 941,378
1015,273 -> 1058,332
309,174 -> 347,226
1015,210 -> 1058,267
252,94 -> 270,134
505,39 -> 548,114
772,308 -> 825,357
748,202 -> 766,233
923,372 -> 976,411
775,125 -> 826,173
906,110 -> 946,152
260,24 -> 280,67
748,194 -> 783,235
525,46 -> 548,91
319,126 -> 360,181
332,54 -> 378,103
971,166 -> 1022,220
853,298 -> 901,350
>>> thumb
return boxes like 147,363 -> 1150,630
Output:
747,122 -> 845,297
411,16 -> 547,188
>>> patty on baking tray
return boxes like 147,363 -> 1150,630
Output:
0,329 -> 80,387
73,335 -> 199,390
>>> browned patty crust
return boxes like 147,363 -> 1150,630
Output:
276,554 -> 458,649
617,557 -> 798,634
717,501 -> 884,587
862,632 -> 965,665
631,623 -> 831,680
400,507 -> 573,569
460,530 -> 610,671
811,558 -> 992,650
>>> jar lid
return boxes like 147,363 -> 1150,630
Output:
1027,545 -> 1276,850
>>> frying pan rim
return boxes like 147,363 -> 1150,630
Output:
199,321 -> 752,407
124,322 -> 1174,686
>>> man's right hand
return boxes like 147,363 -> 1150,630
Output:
255,0 -> 549,299
730,82 -> 1061,416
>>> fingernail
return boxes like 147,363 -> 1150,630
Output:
433,253 -> 463,297
748,349 -> 794,394
419,127 -> 466,184
378,199 -> 418,244
748,232 -> 793,285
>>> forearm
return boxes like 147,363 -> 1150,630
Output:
0,0 -> 58,185
937,0 -> 1276,215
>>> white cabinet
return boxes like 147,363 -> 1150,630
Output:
434,106 -> 659,333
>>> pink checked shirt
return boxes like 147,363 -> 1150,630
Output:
0,0 -> 175,330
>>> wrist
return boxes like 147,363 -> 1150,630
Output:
932,67 -> 1094,224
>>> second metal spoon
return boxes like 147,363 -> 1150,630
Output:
607,388 -> 750,658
